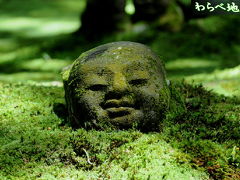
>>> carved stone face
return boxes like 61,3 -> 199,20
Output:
63,42 -> 169,131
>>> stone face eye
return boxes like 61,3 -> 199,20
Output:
88,84 -> 107,91
129,79 -> 148,86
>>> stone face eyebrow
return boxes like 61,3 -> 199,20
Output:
127,70 -> 150,80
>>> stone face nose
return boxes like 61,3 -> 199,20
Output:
105,72 -> 130,100
112,72 -> 128,93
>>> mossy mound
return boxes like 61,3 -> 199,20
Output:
0,81 -> 239,179
164,82 -> 240,179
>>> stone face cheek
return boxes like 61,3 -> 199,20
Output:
63,41 -> 170,131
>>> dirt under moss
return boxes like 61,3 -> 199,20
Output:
0,81 -> 239,179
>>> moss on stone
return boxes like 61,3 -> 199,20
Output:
63,42 -> 169,131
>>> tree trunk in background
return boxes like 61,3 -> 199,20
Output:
132,0 -> 170,22
75,0 -> 126,40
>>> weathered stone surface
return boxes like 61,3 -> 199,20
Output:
63,41 -> 170,131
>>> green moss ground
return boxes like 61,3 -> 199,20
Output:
0,0 -> 239,179
0,81 -> 239,179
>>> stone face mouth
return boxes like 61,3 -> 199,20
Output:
106,107 -> 134,118
101,99 -> 135,118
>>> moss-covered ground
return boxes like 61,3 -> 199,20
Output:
0,0 -> 239,179
0,81 -> 239,179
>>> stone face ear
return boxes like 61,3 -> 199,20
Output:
62,64 -> 73,83
63,41 -> 170,131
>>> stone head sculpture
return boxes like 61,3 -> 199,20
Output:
63,41 -> 170,131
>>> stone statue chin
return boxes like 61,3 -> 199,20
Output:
63,41 -> 170,131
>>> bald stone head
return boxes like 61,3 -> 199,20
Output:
63,41 -> 170,131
